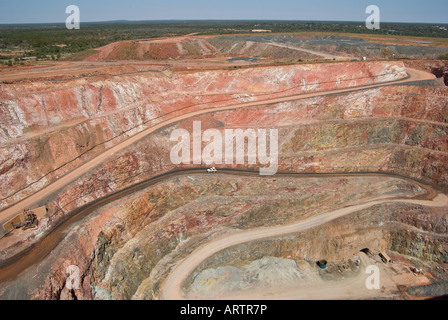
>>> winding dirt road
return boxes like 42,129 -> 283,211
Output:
160,190 -> 448,300
0,169 -> 437,283
268,41 -> 348,60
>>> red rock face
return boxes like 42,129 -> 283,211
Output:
0,61 -> 407,209
12,82 -> 442,242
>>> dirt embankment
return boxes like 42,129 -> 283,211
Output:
84,36 -> 324,62
84,37 -> 223,61
403,60 -> 448,86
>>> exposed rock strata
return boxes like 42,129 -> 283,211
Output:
0,61 -> 407,209
0,60 -> 446,301
22,174 -> 429,300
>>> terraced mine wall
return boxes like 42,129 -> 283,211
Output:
180,202 -> 448,299
2,83 -> 444,225
0,74 -> 447,299
6,82 -> 445,218
1,68 -> 447,251
0,61 -> 407,209
12,174 -> 446,300
1,60 -> 447,299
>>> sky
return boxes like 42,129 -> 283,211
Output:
0,0 -> 447,24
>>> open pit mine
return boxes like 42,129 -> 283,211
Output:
0,35 -> 447,300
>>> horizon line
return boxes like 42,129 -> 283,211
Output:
1,18 -> 448,26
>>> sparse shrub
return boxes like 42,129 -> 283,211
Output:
381,47 -> 396,58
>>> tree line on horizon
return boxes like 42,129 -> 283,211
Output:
0,20 -> 447,64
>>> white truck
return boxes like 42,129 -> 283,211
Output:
379,252 -> 392,263
206,167 -> 217,173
